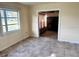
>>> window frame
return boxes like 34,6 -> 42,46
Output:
0,8 -> 20,34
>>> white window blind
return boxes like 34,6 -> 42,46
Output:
0,8 -> 20,34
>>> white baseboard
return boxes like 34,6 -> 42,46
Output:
58,39 -> 79,44
0,35 -> 30,51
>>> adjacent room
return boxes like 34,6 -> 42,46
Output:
0,2 -> 79,57
38,11 -> 59,39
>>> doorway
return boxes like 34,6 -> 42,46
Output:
38,10 -> 59,39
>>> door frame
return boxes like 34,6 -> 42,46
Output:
38,9 -> 60,39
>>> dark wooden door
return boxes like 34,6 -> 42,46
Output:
47,17 -> 58,32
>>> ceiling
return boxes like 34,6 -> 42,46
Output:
19,2 -> 52,5
20,2 -> 79,5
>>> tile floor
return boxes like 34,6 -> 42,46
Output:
0,37 -> 79,57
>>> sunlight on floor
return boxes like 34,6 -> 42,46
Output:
50,53 -> 56,57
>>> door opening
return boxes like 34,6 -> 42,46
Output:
38,10 -> 59,40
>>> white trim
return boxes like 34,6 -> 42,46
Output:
0,8 -> 21,36
59,39 -> 79,44
37,9 -> 61,40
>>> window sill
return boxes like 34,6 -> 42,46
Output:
0,30 -> 21,37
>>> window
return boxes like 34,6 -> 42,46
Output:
0,8 -> 20,34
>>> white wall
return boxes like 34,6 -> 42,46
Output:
30,2 -> 79,44
0,3 -> 30,51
